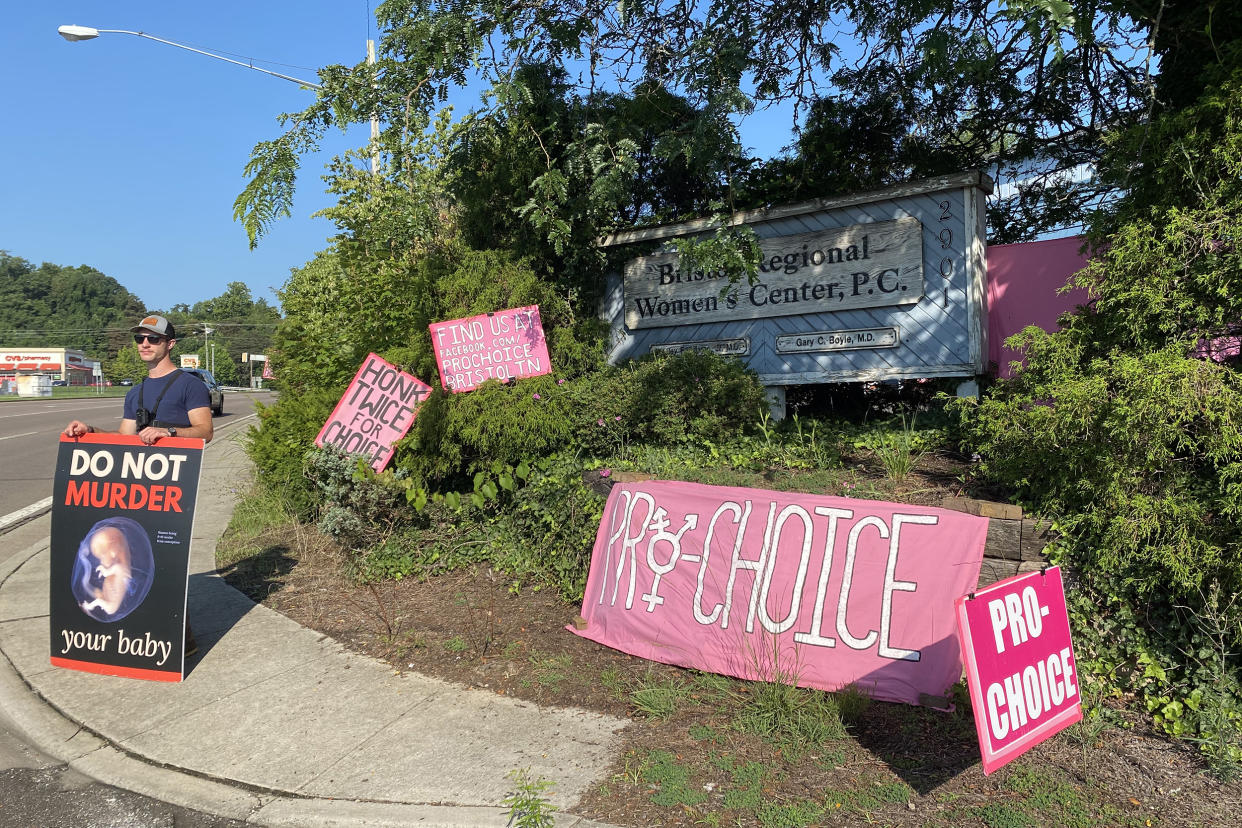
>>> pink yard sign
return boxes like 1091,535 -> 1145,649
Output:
955,566 -> 1082,774
430,305 -> 551,392
315,354 -> 431,472
569,481 -> 989,708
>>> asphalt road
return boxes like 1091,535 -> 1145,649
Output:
0,707 -> 250,828
0,391 -> 276,518
0,390 -> 276,827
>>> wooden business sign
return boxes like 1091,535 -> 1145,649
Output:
601,171 -> 992,387
49,433 -> 203,682
622,218 -> 922,330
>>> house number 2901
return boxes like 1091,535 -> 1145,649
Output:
937,199 -> 956,307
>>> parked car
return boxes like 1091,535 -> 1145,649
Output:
51,379 -> 68,387
119,379 -> 134,386
180,368 -> 224,415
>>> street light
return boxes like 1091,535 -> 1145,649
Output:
57,25 -> 322,89
58,24 -> 382,172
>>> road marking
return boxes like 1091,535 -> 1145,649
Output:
0,431 -> 39,442
0,407 -> 264,536
0,498 -> 54,534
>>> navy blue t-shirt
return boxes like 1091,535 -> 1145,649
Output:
123,371 -> 211,428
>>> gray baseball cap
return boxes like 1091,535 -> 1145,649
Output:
130,314 -> 176,339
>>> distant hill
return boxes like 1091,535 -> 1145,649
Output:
0,251 -> 146,360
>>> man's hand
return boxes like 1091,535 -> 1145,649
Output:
63,420 -> 92,438
136,426 -> 172,445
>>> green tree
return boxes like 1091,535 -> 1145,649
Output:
106,344 -> 147,384
0,252 -> 145,359
235,0 -> 1165,260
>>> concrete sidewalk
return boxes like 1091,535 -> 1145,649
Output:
0,430 -> 626,827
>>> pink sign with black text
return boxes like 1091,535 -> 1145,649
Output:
315,354 -> 432,472
430,305 -> 551,392
955,566 -> 1082,774
569,481 -> 988,708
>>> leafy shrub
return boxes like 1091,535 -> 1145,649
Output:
401,348 -> 767,487
245,389 -> 340,518
401,375 -> 575,484
959,340 -> 1242,604
957,338 -> 1242,767
627,349 -> 767,445
488,454 -> 608,598
304,447 -> 417,549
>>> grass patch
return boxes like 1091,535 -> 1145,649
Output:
733,680 -> 846,757
216,484 -> 301,569
641,750 -> 706,807
756,799 -> 825,827
528,653 -> 573,689
629,673 -> 690,719
973,802 -> 1036,828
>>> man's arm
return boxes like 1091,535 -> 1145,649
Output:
63,419 -> 134,438
135,407 -> 213,445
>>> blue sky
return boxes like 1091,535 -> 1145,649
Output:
3,3 -> 797,314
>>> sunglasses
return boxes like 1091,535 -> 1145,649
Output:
133,334 -> 167,344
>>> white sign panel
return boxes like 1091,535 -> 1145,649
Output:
623,217 -> 923,330
775,327 -> 900,354
649,338 -> 750,357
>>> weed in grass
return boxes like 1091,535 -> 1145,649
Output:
860,412 -> 927,482
629,673 -> 690,719
444,635 -> 469,653
642,750 -> 707,807
691,809 -> 723,827
872,780 -> 914,803
501,767 -> 554,827
529,653 -> 572,689
756,799 -> 825,827
689,723 -> 726,744
833,684 -> 872,723
730,760 -> 766,789
974,802 -> 1036,828
733,680 -> 846,756
690,670 -> 735,702
722,785 -> 763,811
614,750 -> 645,785
599,667 -> 627,699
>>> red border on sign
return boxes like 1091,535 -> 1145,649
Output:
60,433 -> 206,450
50,656 -> 183,683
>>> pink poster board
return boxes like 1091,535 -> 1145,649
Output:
569,481 -> 988,708
315,353 -> 432,472
955,566 -> 1082,774
429,305 -> 551,392
986,236 -> 1092,378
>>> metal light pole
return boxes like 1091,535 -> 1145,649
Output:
57,25 -> 322,89
202,325 -> 213,374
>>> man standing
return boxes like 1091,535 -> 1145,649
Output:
64,314 -> 213,445
63,313 -> 212,658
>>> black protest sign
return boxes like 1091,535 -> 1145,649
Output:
49,433 -> 203,682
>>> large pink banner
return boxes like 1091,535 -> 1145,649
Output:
315,354 -> 432,472
429,305 -> 551,392
570,481 -> 988,707
955,566 -> 1082,774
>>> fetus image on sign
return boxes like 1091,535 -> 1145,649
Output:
72,517 -> 154,622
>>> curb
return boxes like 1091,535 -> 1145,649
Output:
0,463 -> 617,826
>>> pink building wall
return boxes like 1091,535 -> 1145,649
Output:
985,236 -> 1092,378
